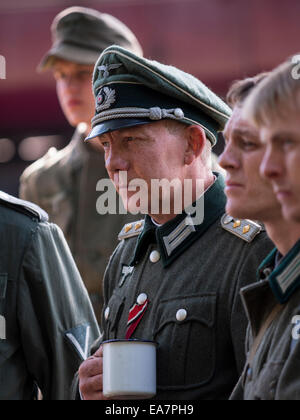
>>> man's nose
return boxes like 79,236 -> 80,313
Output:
62,75 -> 81,91
105,145 -> 129,174
218,144 -> 240,171
260,147 -> 283,181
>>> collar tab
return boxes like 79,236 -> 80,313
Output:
268,239 -> 300,304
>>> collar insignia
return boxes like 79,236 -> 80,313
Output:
268,240 -> 300,303
163,215 -> 196,257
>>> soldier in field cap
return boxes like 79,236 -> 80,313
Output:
75,46 -> 273,400
19,7 -> 142,322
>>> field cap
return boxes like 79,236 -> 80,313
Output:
86,46 -> 231,145
38,6 -> 143,71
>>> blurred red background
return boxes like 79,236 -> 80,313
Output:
1,0 -> 300,195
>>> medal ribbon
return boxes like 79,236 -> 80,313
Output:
125,299 -> 149,339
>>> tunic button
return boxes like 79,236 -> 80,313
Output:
176,309 -> 187,322
137,293 -> 148,305
104,307 -> 110,320
149,250 -> 160,263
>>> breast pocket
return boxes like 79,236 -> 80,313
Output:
153,293 -> 217,390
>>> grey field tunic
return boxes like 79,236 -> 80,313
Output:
231,240 -> 300,400
95,176 -> 274,400
0,191 -> 99,400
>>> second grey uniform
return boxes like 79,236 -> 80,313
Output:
231,239 -> 300,400
96,176 -> 273,399
0,191 -> 99,400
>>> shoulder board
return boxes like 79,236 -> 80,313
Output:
221,214 -> 262,243
0,191 -> 49,222
118,219 -> 145,241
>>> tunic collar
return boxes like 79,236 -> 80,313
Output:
258,238 -> 300,304
131,173 -> 226,267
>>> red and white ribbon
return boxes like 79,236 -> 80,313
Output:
125,299 -> 149,339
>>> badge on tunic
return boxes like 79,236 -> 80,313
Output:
119,265 -> 134,287
96,87 -> 116,112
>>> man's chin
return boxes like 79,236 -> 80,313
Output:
282,203 -> 300,224
225,201 -> 252,220
66,112 -> 89,128
118,191 -> 149,215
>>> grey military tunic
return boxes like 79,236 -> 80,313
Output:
0,191 -> 99,400
19,124 -> 135,322
231,240 -> 300,400
97,175 -> 273,399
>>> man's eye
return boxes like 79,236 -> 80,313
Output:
282,139 -> 295,147
241,139 -> 257,150
98,139 -> 109,149
124,137 -> 134,143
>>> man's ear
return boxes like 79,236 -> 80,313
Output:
184,125 -> 206,165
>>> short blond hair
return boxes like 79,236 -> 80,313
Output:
243,57 -> 300,127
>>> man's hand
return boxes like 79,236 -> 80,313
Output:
79,346 -> 107,400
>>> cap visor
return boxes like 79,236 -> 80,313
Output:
85,118 -> 152,141
37,44 -> 101,72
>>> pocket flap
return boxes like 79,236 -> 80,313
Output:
155,293 -> 217,334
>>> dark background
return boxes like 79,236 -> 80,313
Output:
1,0 -> 299,196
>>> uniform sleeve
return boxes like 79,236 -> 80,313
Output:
18,221 -> 100,400
230,234 -> 274,376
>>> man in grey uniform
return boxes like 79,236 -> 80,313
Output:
221,58 -> 300,400
0,190 -> 99,400
75,46 -> 274,400
19,7 -> 142,321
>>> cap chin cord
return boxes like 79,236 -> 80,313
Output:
91,107 -> 184,127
